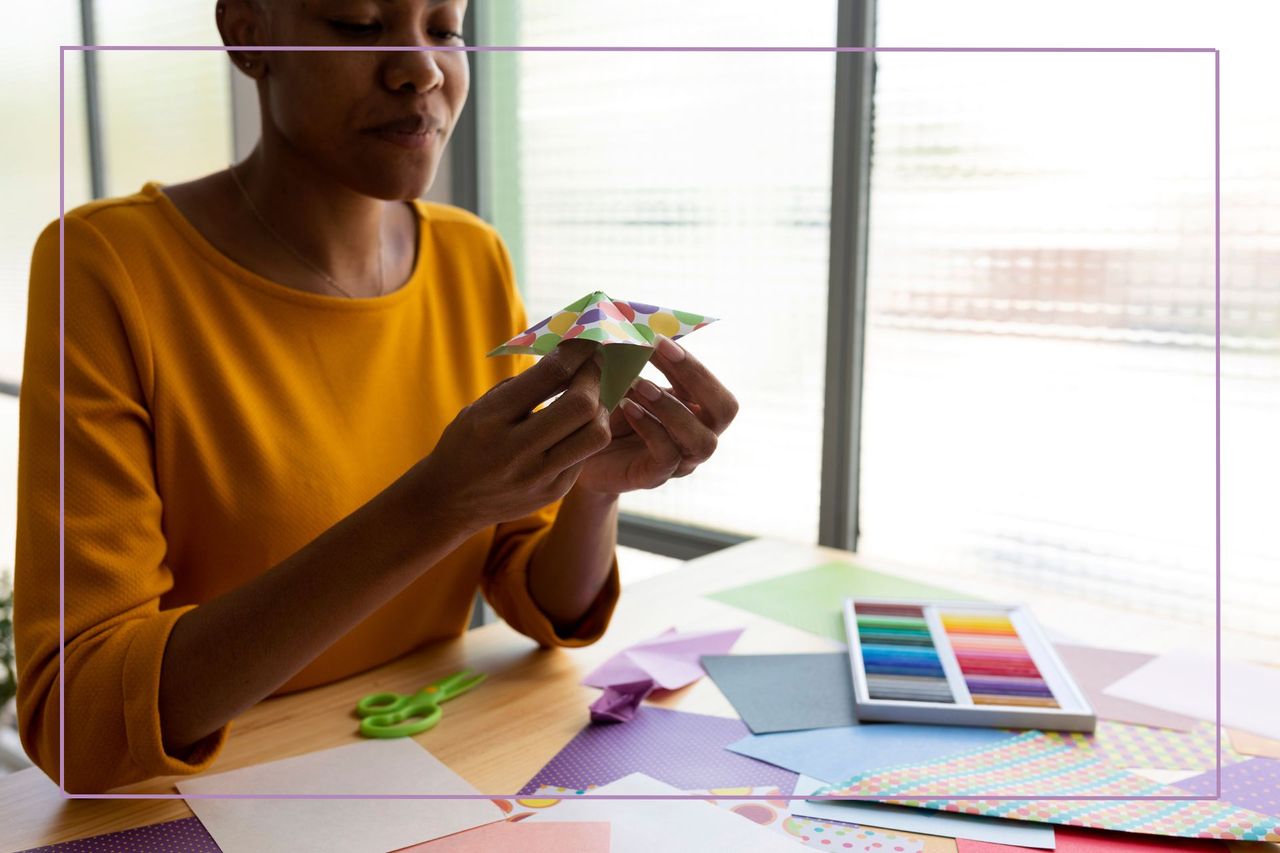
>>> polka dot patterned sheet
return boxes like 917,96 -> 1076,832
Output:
19,817 -> 221,852
488,290 -> 716,356
813,731 -> 1280,842
1173,757 -> 1280,818
1041,720 -> 1250,772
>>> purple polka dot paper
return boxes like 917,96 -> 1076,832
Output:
20,817 -> 221,852
1174,757 -> 1280,817
518,706 -> 798,796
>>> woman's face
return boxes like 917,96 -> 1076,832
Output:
228,0 -> 470,201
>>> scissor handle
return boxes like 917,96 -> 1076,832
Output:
359,699 -> 443,739
354,670 -> 486,738
355,691 -> 413,718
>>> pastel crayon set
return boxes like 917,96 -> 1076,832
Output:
842,598 -> 1095,732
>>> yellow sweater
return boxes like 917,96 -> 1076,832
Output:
15,182 -> 619,792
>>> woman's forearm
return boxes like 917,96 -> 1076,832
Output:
157,467 -> 472,755
526,484 -> 619,630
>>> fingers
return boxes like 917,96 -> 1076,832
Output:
617,398 -> 682,476
488,340 -> 599,418
650,336 -> 739,435
545,404 -> 612,471
628,378 -> 718,465
523,347 -> 606,452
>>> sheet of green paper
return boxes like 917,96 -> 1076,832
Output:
706,561 -> 974,642
600,343 -> 654,410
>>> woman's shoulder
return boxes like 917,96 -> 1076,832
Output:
415,198 -> 503,240
33,182 -> 179,262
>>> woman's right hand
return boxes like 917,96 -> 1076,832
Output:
410,340 -> 611,534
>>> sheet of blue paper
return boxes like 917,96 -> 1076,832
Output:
726,723 -> 1021,784
790,775 -> 1056,849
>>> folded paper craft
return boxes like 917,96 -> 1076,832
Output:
488,291 -> 717,409
582,627 -> 743,722
589,679 -> 657,724
582,627 -> 744,692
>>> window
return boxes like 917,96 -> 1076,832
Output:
477,1 -> 839,542
859,0 -> 1278,647
94,0 -> 233,196
480,2 -> 1279,650
1,2 -> 91,574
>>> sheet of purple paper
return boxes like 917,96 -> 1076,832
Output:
589,679 -> 656,723
582,628 -> 744,690
1053,643 -> 1197,731
20,818 -> 221,852
518,706 -> 798,796
1174,758 -> 1280,817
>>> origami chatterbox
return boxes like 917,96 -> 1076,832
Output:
488,291 -> 717,410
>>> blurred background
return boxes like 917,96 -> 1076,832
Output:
1,0 -> 1276,772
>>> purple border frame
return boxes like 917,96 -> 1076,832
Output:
56,44 -> 1222,804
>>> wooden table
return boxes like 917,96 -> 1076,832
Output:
1,538 -> 1275,852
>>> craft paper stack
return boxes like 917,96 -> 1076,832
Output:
790,775 -> 1056,849
698,563 -> 1280,848
809,732 -> 1280,842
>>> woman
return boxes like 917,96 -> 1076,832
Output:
15,0 -> 737,792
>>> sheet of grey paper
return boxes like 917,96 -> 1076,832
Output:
701,653 -> 857,734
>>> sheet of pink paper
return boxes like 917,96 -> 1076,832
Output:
582,628 -> 744,690
956,826 -> 1227,852
394,820 -> 610,852
1053,643 -> 1197,731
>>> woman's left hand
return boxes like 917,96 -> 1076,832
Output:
574,336 -> 738,496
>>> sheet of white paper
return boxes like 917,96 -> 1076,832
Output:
1101,650 -> 1280,740
519,772 -> 799,852
176,740 -> 503,853
789,775 -> 1057,849
1128,768 -> 1205,785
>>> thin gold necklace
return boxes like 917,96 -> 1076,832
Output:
228,163 -> 384,299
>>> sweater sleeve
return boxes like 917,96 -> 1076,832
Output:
14,216 -> 228,793
480,500 -> 622,648
477,233 -> 621,647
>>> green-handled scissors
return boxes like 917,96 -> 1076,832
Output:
355,670 -> 486,739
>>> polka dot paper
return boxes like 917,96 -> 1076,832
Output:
488,291 -> 718,410
1041,720 -> 1249,772
1173,758 -> 1280,817
812,732 -> 1280,842
488,290 -> 716,357
782,816 -> 923,853
19,817 -> 222,852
